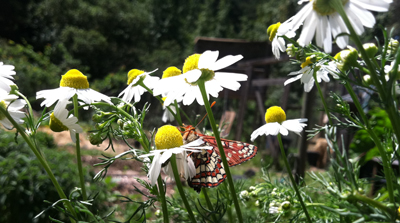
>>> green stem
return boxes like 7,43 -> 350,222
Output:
0,106 -> 77,221
157,176 -> 169,223
313,70 -> 333,126
277,134 -> 312,223
202,188 -> 218,222
170,154 -> 196,223
72,95 -> 88,201
349,192 -> 396,218
197,80 -> 243,223
331,0 -> 397,204
343,82 -> 395,202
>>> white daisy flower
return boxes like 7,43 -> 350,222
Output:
0,62 -> 17,93
284,56 -> 339,92
0,91 -> 26,129
267,22 -> 296,59
286,0 -> 392,53
153,51 -> 247,106
251,106 -> 307,141
138,125 -> 212,186
49,99 -> 83,143
36,69 -> 111,108
118,69 -> 159,103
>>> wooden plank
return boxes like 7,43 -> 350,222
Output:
235,66 -> 253,141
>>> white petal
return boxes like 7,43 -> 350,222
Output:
209,55 -> 243,71
160,150 -> 173,164
351,0 -> 392,12
279,125 -> 289,136
184,69 -> 202,83
284,74 -> 302,86
350,3 -> 375,28
298,11 -> 319,47
198,51 -> 219,69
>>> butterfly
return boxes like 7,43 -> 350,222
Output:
182,125 -> 258,192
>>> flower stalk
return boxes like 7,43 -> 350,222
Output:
277,134 -> 312,223
157,176 -> 169,223
170,154 -> 196,223
72,95 -> 88,201
197,79 -> 243,223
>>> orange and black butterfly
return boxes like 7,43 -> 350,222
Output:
182,125 -> 257,192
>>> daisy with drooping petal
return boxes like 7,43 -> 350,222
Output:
251,106 -> 307,141
0,62 -> 17,93
36,69 -> 112,108
138,125 -> 212,186
267,22 -> 296,59
49,99 -> 83,143
286,0 -> 392,53
284,56 -> 339,92
0,91 -> 26,129
153,51 -> 247,106
118,69 -> 159,103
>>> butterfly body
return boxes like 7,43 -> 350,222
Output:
182,125 -> 257,192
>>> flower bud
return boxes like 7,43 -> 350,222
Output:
240,190 -> 250,200
155,209 -> 162,217
280,201 -> 291,210
363,43 -> 378,58
249,186 -> 256,191
335,48 -> 358,71
286,44 -> 297,57
89,132 -> 103,146
92,112 -> 104,123
388,38 -> 399,56
255,200 -> 260,207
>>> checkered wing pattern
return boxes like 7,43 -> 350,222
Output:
200,135 -> 258,167
188,145 -> 227,193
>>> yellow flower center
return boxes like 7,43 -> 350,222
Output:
182,53 -> 215,86
265,106 -> 286,124
301,56 -> 313,68
162,67 -> 182,79
127,69 -> 145,85
313,0 -> 349,16
0,101 -> 7,120
59,69 -> 90,89
155,125 -> 183,150
183,54 -> 201,73
267,22 -> 281,42
49,112 -> 69,132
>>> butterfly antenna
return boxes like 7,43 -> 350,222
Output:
195,101 -> 216,128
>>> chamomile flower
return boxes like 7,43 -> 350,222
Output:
49,99 -> 83,143
284,56 -> 339,92
118,69 -> 158,103
288,0 -> 392,53
138,125 -> 212,186
251,106 -> 307,141
36,69 -> 111,108
153,51 -> 247,106
267,22 -> 296,59
0,62 -> 17,93
0,91 -> 26,130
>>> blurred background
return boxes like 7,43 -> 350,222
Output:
0,0 -> 399,222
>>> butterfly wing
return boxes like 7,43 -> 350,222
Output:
188,141 -> 227,193
200,135 -> 258,167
